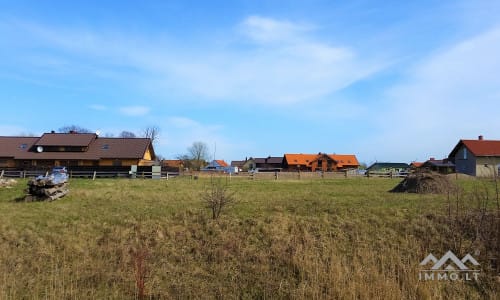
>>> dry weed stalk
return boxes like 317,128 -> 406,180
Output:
203,176 -> 235,220
129,224 -> 153,300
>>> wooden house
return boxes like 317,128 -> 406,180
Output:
283,153 -> 360,171
0,132 -> 155,169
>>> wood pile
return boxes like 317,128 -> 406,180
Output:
25,168 -> 69,201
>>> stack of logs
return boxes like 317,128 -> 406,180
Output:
25,177 -> 69,202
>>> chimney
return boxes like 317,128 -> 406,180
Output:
430,157 -> 435,161
478,135 -> 483,141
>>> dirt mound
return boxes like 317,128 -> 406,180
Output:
390,172 -> 456,194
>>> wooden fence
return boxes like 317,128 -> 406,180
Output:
0,169 -> 179,180
0,169 -> 408,180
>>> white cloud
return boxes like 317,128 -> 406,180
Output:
362,27 -> 500,162
239,15 -> 312,44
118,106 -> 150,116
2,16 -> 385,106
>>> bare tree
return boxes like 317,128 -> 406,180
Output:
119,131 -> 136,138
142,126 -> 160,144
203,177 -> 235,220
188,141 -> 209,171
58,125 -> 92,133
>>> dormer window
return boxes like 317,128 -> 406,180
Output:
20,143 -> 28,149
102,144 -> 110,150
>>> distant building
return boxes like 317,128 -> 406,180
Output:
161,159 -> 184,172
448,135 -> 500,177
283,153 -> 360,172
366,162 -> 410,174
202,160 -> 236,173
420,158 -> 455,174
0,132 -> 155,169
254,156 -> 283,172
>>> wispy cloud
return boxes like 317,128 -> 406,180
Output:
239,15 -> 313,44
118,106 -> 150,116
1,16 -> 386,106
361,26 -> 500,161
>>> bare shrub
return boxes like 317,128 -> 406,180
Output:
128,224 -> 155,300
202,177 -> 235,220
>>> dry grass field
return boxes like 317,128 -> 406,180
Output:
0,176 -> 498,299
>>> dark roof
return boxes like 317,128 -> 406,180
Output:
254,156 -> 283,165
35,133 -> 96,147
88,138 -> 152,159
366,162 -> 410,170
266,157 -> 283,164
0,134 -> 153,160
231,160 -> 246,167
0,136 -> 39,158
449,139 -> 500,157
422,159 -> 455,168
254,158 -> 267,164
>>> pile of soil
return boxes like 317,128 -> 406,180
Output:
390,172 -> 457,194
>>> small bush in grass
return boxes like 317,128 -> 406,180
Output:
202,177 -> 235,220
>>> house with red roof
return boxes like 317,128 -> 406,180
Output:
448,135 -> 500,177
283,153 -> 360,171
202,159 -> 236,173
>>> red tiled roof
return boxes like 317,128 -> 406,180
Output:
461,139 -> 500,156
215,160 -> 228,167
329,154 -> 359,168
285,153 -> 359,168
284,154 -> 318,166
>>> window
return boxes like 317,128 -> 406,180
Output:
463,148 -> 467,159
20,143 -> 28,150
102,144 -> 110,150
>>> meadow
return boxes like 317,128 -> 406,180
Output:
0,176 -> 498,299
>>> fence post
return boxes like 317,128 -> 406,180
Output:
0,170 -> 3,179
275,171 -> 278,180
93,171 -> 97,180
166,172 -> 169,180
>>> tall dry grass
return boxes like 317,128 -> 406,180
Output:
0,177 -> 498,299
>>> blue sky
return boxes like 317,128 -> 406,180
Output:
1,0 -> 500,164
